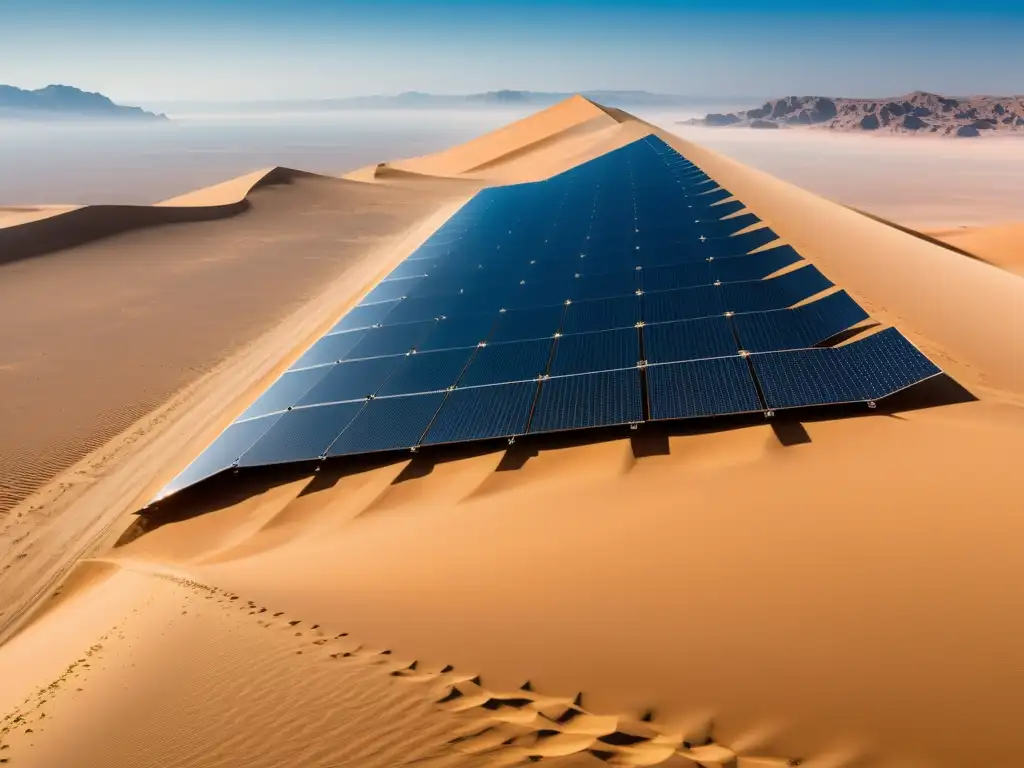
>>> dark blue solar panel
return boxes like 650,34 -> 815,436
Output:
549,328 -> 640,376
642,262 -> 714,292
642,285 -> 725,323
421,382 -> 538,445
327,392 -> 446,456
236,401 -> 365,466
712,245 -> 803,283
643,317 -> 738,364
646,357 -> 763,420
380,296 -> 458,325
732,290 -> 869,353
562,295 -> 640,333
569,271 -> 642,301
529,368 -> 643,433
160,413 -> 282,496
386,261 -> 431,280
705,227 -> 780,258
459,338 -> 554,386
240,366 -> 333,420
342,321 -> 436,360
292,330 -> 368,370
690,187 -> 732,208
330,301 -> 400,333
417,313 -> 496,351
376,347 -> 476,396
489,305 -> 565,343
699,212 -> 761,239
360,278 -> 423,305
503,280 -> 574,309
722,265 -> 833,313
750,327 -> 941,410
294,356 -> 404,406
703,200 -> 745,219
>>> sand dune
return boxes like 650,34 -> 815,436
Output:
924,223 -> 1024,276
2,97 -> 1024,767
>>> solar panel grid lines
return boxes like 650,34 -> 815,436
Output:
421,380 -> 540,446
294,354 -> 406,407
376,346 -> 478,397
458,337 -> 556,387
236,400 -> 367,467
326,391 -> 448,457
646,356 -> 764,421
529,367 -> 644,433
239,365 -> 334,421
732,290 -> 870,354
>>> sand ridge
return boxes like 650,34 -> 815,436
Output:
3,96 -> 1024,767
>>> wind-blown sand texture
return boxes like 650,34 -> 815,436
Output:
924,223 -> 1024,276
2,96 -> 1024,767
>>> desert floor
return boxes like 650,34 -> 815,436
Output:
1,98 -> 1022,767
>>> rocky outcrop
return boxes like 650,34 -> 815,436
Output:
683,91 -> 1024,137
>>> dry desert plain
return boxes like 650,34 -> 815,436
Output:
1,97 -> 1023,767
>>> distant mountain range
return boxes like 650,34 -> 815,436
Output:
0,85 -> 166,121
150,90 -> 753,114
685,92 -> 1024,137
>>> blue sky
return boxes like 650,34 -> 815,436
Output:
3,0 -> 1024,102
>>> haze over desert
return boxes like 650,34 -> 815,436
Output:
3,0 -> 1024,763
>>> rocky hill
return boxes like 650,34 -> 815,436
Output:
685,92 -> 1024,137
0,84 -> 166,120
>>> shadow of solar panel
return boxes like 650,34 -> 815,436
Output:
569,271 -> 642,301
329,300 -> 400,333
292,330 -> 368,370
712,245 -> 803,283
646,357 -> 763,420
240,366 -> 334,420
549,328 -> 640,376
643,316 -> 738,364
722,266 -> 833,313
642,285 -> 725,323
421,381 -> 538,445
562,295 -> 640,333
529,368 -> 643,433
360,277 -> 423,305
376,347 -> 476,396
236,401 -> 365,467
750,328 -> 941,409
700,212 -> 761,239
642,262 -> 714,292
489,305 -> 566,343
418,314 -> 496,351
733,291 -> 869,353
342,321 -> 436,360
327,392 -> 446,456
459,338 -> 554,386
706,227 -> 780,258
294,356 -> 404,406
160,413 -> 283,496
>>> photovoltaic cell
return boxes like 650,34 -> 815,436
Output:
732,290 -> 869,353
458,338 -> 554,386
330,300 -> 401,333
642,262 -> 714,292
489,305 -> 566,343
642,285 -> 725,324
417,314 -> 496,351
293,356 -> 404,406
422,382 -> 538,445
750,327 -> 941,410
529,368 -> 643,433
236,401 -> 365,466
712,245 -> 803,283
376,347 -> 477,396
360,278 -> 423,305
327,392 -> 446,456
646,356 -> 763,420
385,260 -> 431,280
342,321 -> 436,360
643,316 -> 738,364
562,295 -> 640,334
239,366 -> 333,420
548,328 -> 640,376
722,265 -> 833,313
705,226 -> 779,258
160,413 -> 283,496
699,212 -> 761,238
292,330 -> 368,370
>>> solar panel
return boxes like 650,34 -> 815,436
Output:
647,356 -> 763,420
699,212 -> 761,239
642,262 -> 714,292
705,226 -> 780,258
722,265 -> 833,313
529,368 -> 643,433
329,301 -> 400,333
643,316 -> 738,364
458,338 -> 554,387
562,295 -> 640,334
703,200 -> 745,219
376,347 -> 477,396
294,356 -> 404,406
239,366 -> 333,420
360,277 -> 423,305
422,382 -> 538,445
380,296 -> 457,325
569,271 -> 642,301
417,314 -> 496,351
642,285 -> 725,324
750,327 -> 942,410
327,392 -> 446,456
549,328 -> 640,376
342,321 -> 436,360
160,413 -> 282,496
712,245 -> 803,283
489,305 -> 566,343
292,330 -> 368,370
732,290 -> 869,353
237,401 -> 365,466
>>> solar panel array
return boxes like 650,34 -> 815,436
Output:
160,135 -> 942,497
